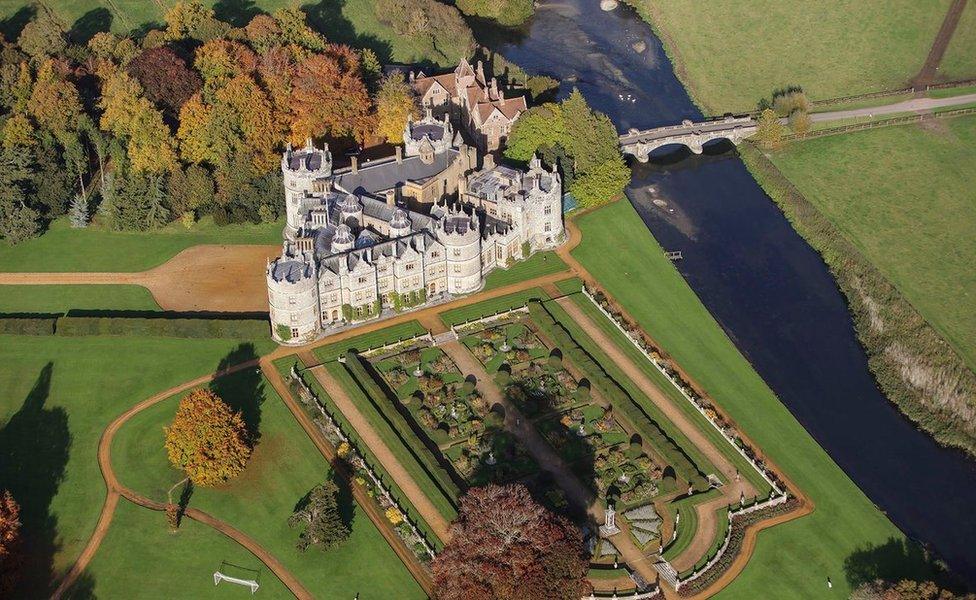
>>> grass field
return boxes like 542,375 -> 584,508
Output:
0,217 -> 281,273
941,3 -> 976,81
0,285 -> 160,313
110,370 -> 424,598
769,115 -> 976,372
438,287 -> 551,326
482,251 -> 568,291
0,0 -> 465,67
66,498 -> 292,599
0,334 -> 276,596
572,201 -> 905,598
633,0 -> 952,114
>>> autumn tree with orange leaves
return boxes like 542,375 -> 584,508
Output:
432,484 -> 587,600
0,491 -> 22,596
164,389 -> 252,487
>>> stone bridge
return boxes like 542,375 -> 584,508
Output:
618,116 -> 757,161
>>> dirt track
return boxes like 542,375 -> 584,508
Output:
912,0 -> 969,87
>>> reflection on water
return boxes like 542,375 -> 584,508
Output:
475,0 -> 976,586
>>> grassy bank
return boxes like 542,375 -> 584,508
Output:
627,0 -> 951,115
572,200 -> 906,598
740,121 -> 976,456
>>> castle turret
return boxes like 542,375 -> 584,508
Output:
337,193 -> 362,227
267,245 -> 320,344
404,110 -> 454,157
281,139 -> 332,235
331,224 -> 355,253
438,205 -> 483,294
389,208 -> 411,238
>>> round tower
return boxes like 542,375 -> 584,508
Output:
267,251 -> 319,345
439,206 -> 483,294
281,139 -> 332,235
331,224 -> 355,253
337,193 -> 363,228
389,208 -> 411,238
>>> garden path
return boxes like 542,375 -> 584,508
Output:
51,358 -> 314,600
261,360 -> 436,595
297,350 -> 453,543
438,339 -> 660,585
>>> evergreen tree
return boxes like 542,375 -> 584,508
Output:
288,481 -> 350,552
0,148 -> 41,244
68,194 -> 89,228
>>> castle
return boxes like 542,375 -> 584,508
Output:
410,58 -> 527,152
267,111 -> 564,344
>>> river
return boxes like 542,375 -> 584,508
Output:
473,0 -> 976,586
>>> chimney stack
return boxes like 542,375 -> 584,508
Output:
351,156 -> 358,173
396,146 -> 403,164
483,153 -> 495,170
385,189 -> 396,207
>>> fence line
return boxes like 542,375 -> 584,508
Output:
580,286 -> 783,495
289,365 -> 437,561
784,106 -> 976,142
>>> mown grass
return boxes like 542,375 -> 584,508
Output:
67,498 -> 292,599
941,2 -> 976,81
483,251 -> 568,291
769,115 -> 976,373
311,320 -> 427,364
0,334 -> 276,595
110,369 -> 424,598
632,0 -> 951,114
438,287 -> 550,326
0,285 -> 161,313
0,217 -> 281,273
571,201 -> 904,599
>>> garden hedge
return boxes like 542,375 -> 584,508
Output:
0,317 -> 57,335
343,351 -> 462,508
55,316 -> 269,339
528,301 -> 708,489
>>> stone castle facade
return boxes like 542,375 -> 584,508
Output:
267,112 -> 564,344
411,58 -> 527,152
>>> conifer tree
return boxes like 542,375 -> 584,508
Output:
288,482 -> 350,552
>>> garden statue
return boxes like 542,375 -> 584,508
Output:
600,501 -> 621,536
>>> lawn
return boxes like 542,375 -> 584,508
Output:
438,287 -> 551,326
66,498 -> 292,599
941,2 -> 976,81
482,251 -> 568,291
110,370 -> 425,599
0,285 -> 160,314
768,115 -> 976,372
572,200 -> 904,598
0,334 -> 276,596
0,0 -> 466,67
633,0 -> 951,114
0,217 -> 281,273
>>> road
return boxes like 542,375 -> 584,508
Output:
809,92 -> 976,122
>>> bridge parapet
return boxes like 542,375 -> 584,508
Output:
619,117 -> 757,162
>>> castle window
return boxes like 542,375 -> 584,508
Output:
358,276 -> 368,284
544,222 -> 551,232
544,205 -> 552,215
288,297 -> 296,305
453,249 -> 462,257
405,263 -> 415,271
430,251 -> 439,258
453,265 -> 461,273
291,327 -> 300,338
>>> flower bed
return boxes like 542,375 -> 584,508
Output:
460,321 -> 549,372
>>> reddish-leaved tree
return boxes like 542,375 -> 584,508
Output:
432,484 -> 587,600
126,46 -> 202,116
0,490 -> 22,596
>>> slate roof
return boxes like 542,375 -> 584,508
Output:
286,150 -> 324,171
270,259 -> 312,283
334,150 -> 459,195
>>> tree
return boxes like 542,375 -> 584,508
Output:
164,1 -> 229,42
167,163 -> 214,215
851,578 -> 966,600
2,113 -> 34,149
375,72 -> 418,143
68,194 -> 89,228
164,389 -> 252,487
126,47 -> 202,117
287,47 -> 370,143
27,60 -> 82,140
0,491 -> 22,597
288,481 -> 350,552
505,104 -> 565,162
753,108 -> 786,148
0,147 -> 41,244
17,7 -> 67,61
109,172 -> 170,230
570,156 -> 630,208
788,109 -> 812,134
432,484 -> 587,600
98,68 -> 177,173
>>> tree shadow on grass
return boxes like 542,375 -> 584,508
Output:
0,5 -> 35,41
301,0 -> 393,65
69,8 -> 112,45
209,343 -> 263,445
213,0 -> 262,28
843,537 -> 963,592
0,363 -> 71,596
62,569 -> 96,599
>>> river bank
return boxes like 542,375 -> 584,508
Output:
473,0 -> 976,589
739,141 -> 976,457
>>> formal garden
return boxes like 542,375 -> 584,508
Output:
368,344 -> 538,487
